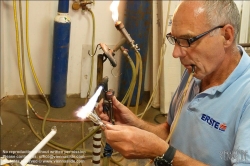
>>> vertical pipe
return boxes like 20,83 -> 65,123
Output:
97,54 -> 104,100
92,124 -> 102,166
92,54 -> 104,166
50,0 -> 71,107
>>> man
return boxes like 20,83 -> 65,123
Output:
97,0 -> 250,165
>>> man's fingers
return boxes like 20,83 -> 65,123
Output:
99,114 -> 109,121
104,124 -> 127,142
112,96 -> 129,112
105,123 -> 121,130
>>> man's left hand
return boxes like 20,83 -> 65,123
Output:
104,124 -> 169,159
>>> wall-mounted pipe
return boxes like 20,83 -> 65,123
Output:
50,0 -> 71,107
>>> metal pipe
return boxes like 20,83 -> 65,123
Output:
113,38 -> 126,52
115,21 -> 138,50
99,43 -> 117,67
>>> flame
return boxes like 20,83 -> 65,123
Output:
110,0 -> 120,22
76,86 -> 103,119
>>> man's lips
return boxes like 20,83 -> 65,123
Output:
183,64 -> 193,68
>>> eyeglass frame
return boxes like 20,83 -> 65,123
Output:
166,25 -> 225,47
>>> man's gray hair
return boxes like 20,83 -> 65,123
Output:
203,0 -> 241,43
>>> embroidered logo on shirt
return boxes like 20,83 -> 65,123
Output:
201,114 -> 227,132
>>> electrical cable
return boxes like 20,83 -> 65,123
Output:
138,42 -> 167,119
110,158 -> 124,166
111,155 -> 124,163
119,41 -> 142,115
154,113 -> 167,124
133,50 -> 143,115
18,0 -> 29,119
13,0 -> 28,110
85,8 -> 96,100
166,71 -> 194,143
126,48 -> 140,108
120,48 -> 136,105
70,126 -> 101,151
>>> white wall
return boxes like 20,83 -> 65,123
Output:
160,1 -> 182,113
238,1 -> 250,44
1,0 -> 249,102
150,1 -> 182,111
0,0 -> 125,98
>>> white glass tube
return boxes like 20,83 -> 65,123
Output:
20,126 -> 57,166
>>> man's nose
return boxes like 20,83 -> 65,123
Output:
172,44 -> 185,58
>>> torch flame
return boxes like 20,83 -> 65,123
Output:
76,86 -> 103,119
110,0 -> 120,23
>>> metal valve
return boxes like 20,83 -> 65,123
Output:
72,1 -> 81,10
72,0 -> 93,11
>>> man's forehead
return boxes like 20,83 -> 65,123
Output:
171,1 -> 207,34
174,1 -> 205,19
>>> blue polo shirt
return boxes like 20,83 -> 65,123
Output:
167,46 -> 250,166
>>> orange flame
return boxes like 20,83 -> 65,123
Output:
110,0 -> 120,22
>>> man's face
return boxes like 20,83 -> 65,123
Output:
171,1 -> 226,80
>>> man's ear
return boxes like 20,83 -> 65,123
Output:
222,24 -> 235,48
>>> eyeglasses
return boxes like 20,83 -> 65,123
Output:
166,25 -> 224,47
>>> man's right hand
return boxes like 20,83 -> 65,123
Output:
96,96 -> 139,126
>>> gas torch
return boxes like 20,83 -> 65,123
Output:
110,1 -> 139,52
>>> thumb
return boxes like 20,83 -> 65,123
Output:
105,124 -> 130,132
105,123 -> 121,131
112,96 -> 127,112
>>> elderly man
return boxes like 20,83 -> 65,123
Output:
97,0 -> 250,165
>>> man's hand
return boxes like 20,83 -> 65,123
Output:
104,124 -> 169,159
96,96 -> 139,126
